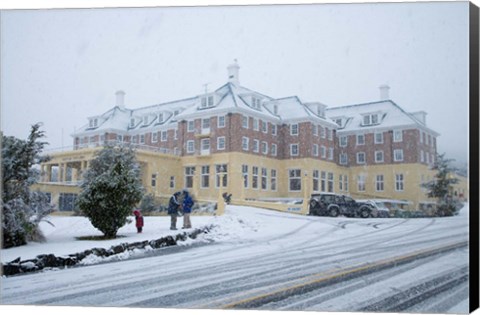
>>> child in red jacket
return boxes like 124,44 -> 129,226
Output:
133,210 -> 144,233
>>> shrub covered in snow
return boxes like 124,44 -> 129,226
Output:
76,145 -> 144,238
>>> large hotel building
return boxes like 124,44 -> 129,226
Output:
35,62 -> 445,212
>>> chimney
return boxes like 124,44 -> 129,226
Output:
411,111 -> 427,125
227,59 -> 240,86
379,84 -> 390,101
116,90 -> 125,109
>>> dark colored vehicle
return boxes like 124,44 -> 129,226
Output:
309,193 -> 376,218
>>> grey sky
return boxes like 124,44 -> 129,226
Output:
0,1 -> 471,163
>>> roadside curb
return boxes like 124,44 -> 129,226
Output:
1,225 -> 214,277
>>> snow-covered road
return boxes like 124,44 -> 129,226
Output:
0,205 -> 470,313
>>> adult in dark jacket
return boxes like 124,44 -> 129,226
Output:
168,192 -> 182,230
182,190 -> 194,229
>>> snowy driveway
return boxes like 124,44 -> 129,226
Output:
0,205 -> 470,313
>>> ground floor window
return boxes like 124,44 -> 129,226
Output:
151,174 -> 157,187
242,165 -> 249,188
289,169 -> 302,191
327,172 -> 334,192
271,169 -> 277,191
215,164 -> 228,188
321,171 -> 326,192
357,175 -> 366,192
395,173 -> 404,191
170,176 -> 175,189
201,165 -> 210,188
252,166 -> 259,189
185,166 -> 195,188
376,174 -> 384,192
59,193 -> 77,211
261,168 -> 268,190
313,170 -> 319,192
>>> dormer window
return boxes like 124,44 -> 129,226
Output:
317,105 -> 325,118
130,118 -> 136,128
201,95 -> 215,109
335,118 -> 342,127
173,109 -> 180,116
143,115 -> 150,126
158,113 -> 164,123
251,96 -> 262,110
362,113 -> 380,126
89,118 -> 98,128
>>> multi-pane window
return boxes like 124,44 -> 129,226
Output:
158,113 -> 164,123
313,170 -> 319,192
201,165 -> 210,188
320,126 -> 326,138
328,129 -> 333,140
151,174 -> 157,187
395,174 -> 404,191
328,148 -> 334,160
161,130 -> 167,142
340,136 -> 348,147
340,153 -> 348,165
339,174 -> 343,191
261,168 -> 268,190
327,172 -> 334,193
357,175 -> 366,192
130,118 -> 136,128
321,146 -> 326,158
375,151 -> 384,163
253,139 -> 260,153
217,137 -> 226,150
252,166 -> 259,189
170,176 -> 175,189
271,144 -> 277,156
242,115 -> 249,128
376,174 -> 384,191
394,149 -> 404,162
271,169 -> 277,191
344,175 -> 349,192
272,125 -> 277,136
185,167 -> 195,188
261,142 -> 268,155
201,95 -> 214,108
215,164 -> 228,188
312,125 -> 318,136
289,169 -> 302,191
152,132 -> 158,143
363,113 -> 379,126
290,144 -> 299,156
218,116 -> 225,128
202,118 -> 211,130
313,144 -> 319,157
140,134 -> 146,144
261,121 -> 268,133
321,171 -> 326,192
393,130 -> 403,142
253,118 -> 259,131
375,132 -> 384,144
421,150 -> 425,163
242,137 -> 249,151
251,96 -> 262,109
201,138 -> 210,153
290,124 -> 299,136
186,140 -> 195,153
357,152 -> 366,164
89,118 -> 98,128
132,135 -> 138,144
242,165 -> 249,188
356,134 -> 365,145
116,135 -> 123,143
187,121 -> 195,132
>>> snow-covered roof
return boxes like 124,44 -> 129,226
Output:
326,100 -> 440,135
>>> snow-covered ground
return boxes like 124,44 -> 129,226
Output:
0,204 -> 474,315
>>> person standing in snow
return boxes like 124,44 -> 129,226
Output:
182,190 -> 194,229
167,191 -> 182,230
133,209 -> 144,233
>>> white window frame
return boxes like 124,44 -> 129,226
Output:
393,130 -> 403,142
290,144 -> 299,156
272,124 -> 277,136
161,130 -> 168,142
242,115 -> 249,129
186,140 -> 195,153
375,132 -> 384,144
158,113 -> 164,123
261,141 -> 268,155
140,134 -> 145,144
313,170 -> 320,192
328,148 -> 334,160
321,145 -> 327,158
356,152 -> 366,164
271,144 -> 277,156
290,123 -> 299,136
253,118 -> 259,131
217,136 -> 226,150
152,132 -> 158,143
340,136 -> 348,147
312,125 -> 318,136
253,139 -> 260,153
376,174 -> 384,192
242,137 -> 249,151
375,150 -> 384,163
252,166 -> 259,189
395,173 -> 404,191
340,153 -> 348,165
394,149 -> 404,162
187,121 -> 195,132
271,169 -> 277,191
357,175 -> 366,192
242,165 -> 249,189
288,169 -> 302,192
313,144 -> 319,157
261,167 -> 268,190
201,165 -> 210,188
217,115 -> 226,128
363,113 -> 379,126
356,134 -> 365,145
261,120 -> 268,133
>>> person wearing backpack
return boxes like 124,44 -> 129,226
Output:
167,191 -> 182,230
182,190 -> 194,229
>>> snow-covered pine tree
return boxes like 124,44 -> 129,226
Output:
421,153 -> 460,216
1,123 -> 53,248
76,145 -> 144,238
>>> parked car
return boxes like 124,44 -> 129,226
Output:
356,199 -> 390,218
309,193 -> 376,218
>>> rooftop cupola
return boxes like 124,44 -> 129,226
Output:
227,59 -> 240,86
379,84 -> 390,101
116,90 -> 126,109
